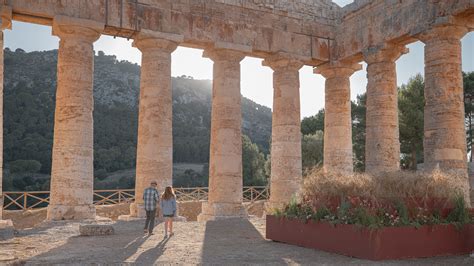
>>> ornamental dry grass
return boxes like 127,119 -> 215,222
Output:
302,168 -> 470,208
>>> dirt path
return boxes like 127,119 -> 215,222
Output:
1,218 -> 473,265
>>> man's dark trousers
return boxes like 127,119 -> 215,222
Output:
144,209 -> 156,233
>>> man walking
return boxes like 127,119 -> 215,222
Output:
143,180 -> 160,236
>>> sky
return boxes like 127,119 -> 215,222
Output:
3,0 -> 474,118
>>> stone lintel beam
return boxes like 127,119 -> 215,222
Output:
363,44 -> 407,174
315,61 -> 362,174
47,16 -> 103,221
0,6 -> 11,221
418,25 -> 469,175
198,48 -> 247,221
131,33 -> 179,218
262,53 -> 303,210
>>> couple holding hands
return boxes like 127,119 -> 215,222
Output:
143,181 -> 177,237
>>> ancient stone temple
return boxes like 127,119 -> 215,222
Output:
0,1 -> 472,221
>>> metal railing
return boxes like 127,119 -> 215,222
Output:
2,186 -> 269,211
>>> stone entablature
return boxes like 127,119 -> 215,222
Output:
6,1 -> 473,65
6,0 -> 335,65
335,0 -> 473,61
215,0 -> 340,22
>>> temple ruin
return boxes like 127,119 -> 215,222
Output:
0,0 -> 473,223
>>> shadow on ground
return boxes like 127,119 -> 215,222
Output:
11,218 -> 474,265
23,220 -> 166,264
201,218 -> 324,265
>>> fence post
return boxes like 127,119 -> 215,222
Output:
23,192 -> 27,210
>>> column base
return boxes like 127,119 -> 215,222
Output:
197,202 -> 247,222
0,219 -> 14,240
47,204 -> 96,221
129,203 -> 147,218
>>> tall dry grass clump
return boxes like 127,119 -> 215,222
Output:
303,168 -> 470,209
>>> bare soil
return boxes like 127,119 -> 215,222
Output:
1,217 -> 473,265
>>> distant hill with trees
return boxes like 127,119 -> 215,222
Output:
3,48 -> 271,190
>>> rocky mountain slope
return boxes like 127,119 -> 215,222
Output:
3,48 -> 272,177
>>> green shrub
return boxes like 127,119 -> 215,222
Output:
9,160 -> 42,174
446,195 -> 471,227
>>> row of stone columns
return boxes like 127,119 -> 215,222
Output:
319,25 -> 469,177
0,13 -> 470,221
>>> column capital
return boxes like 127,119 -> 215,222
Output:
314,61 -> 362,79
418,25 -> 468,44
262,52 -> 304,71
133,30 -> 182,53
52,15 -> 103,42
363,44 -> 408,64
0,6 -> 12,30
203,48 -> 246,63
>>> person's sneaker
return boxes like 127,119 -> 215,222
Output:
144,229 -> 148,234
169,232 -> 174,237
148,232 -> 154,236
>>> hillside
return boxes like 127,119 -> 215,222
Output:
3,48 -> 272,190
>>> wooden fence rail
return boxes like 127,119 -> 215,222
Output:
2,186 -> 269,211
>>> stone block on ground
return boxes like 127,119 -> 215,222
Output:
79,224 -> 114,236
117,215 -> 143,221
0,220 -> 15,240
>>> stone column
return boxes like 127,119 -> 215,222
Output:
363,45 -> 407,174
131,32 -> 180,218
0,7 -> 13,235
262,54 -> 303,210
419,25 -> 468,173
315,62 -> 362,173
47,16 -> 103,221
198,49 -> 247,221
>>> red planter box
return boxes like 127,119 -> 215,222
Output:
266,215 -> 474,261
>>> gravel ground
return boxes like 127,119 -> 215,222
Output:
1,217 -> 473,265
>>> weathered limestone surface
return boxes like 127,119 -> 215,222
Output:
419,25 -> 469,173
198,49 -> 247,221
315,62 -> 362,173
335,0 -> 473,60
262,54 -> 303,210
364,45 -> 407,174
47,16 -> 103,221
131,31 -> 180,218
0,6 -> 11,221
8,0 -> 335,64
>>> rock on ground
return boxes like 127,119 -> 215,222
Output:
79,224 -> 115,236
